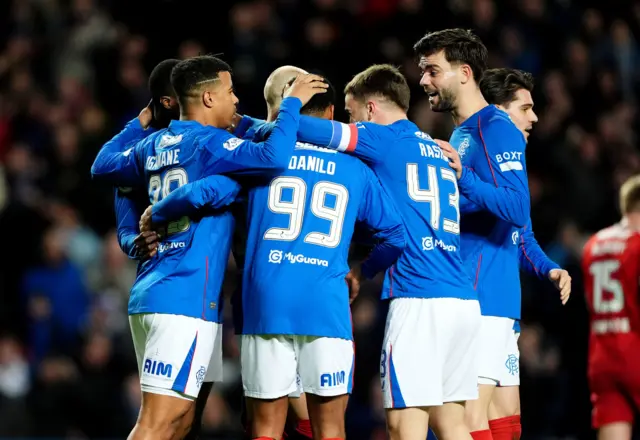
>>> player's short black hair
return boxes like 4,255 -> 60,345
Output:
170,56 -> 232,105
413,28 -> 488,82
148,59 -> 180,99
480,68 -> 534,107
297,76 -> 335,115
344,64 -> 410,112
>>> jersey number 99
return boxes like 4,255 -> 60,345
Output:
148,168 -> 190,235
264,176 -> 348,248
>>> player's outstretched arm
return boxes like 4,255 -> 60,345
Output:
437,119 -> 530,227
518,218 -> 560,278
91,109 -> 155,185
149,175 -> 242,225
296,119 -> 389,164
204,74 -> 328,176
232,114 -> 267,139
357,168 -> 407,279
203,97 -> 301,176
519,219 -> 571,304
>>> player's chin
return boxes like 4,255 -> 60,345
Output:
429,100 -> 448,113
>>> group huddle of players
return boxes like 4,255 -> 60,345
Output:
90,26 -> 640,440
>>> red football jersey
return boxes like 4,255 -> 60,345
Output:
582,220 -> 640,375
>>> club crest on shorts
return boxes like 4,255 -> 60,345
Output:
195,366 -> 206,388
505,354 -> 519,376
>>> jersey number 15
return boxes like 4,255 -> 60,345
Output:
590,260 -> 624,314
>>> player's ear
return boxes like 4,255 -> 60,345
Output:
366,101 -> 375,122
159,96 -> 172,110
203,90 -> 215,108
459,64 -> 473,85
324,104 -> 335,120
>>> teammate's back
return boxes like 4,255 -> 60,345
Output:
365,122 -> 472,300
238,76 -> 404,440
126,126 -> 236,320
242,141 -> 403,339
297,111 -> 473,301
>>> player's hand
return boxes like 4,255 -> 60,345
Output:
435,139 -> 462,179
548,269 -> 572,305
283,74 -> 328,106
139,205 -> 154,233
227,113 -> 244,133
134,231 -> 159,260
138,100 -> 153,129
345,266 -> 363,304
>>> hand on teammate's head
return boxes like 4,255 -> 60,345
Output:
283,74 -> 329,106
138,101 -> 154,130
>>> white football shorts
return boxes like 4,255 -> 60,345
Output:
129,313 -> 223,400
241,334 -> 354,399
477,316 -> 520,386
381,297 -> 481,408
236,335 -> 303,398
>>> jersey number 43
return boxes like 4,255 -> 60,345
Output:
407,163 -> 460,234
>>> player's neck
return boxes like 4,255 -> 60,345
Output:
180,109 -> 223,128
624,213 -> 640,230
451,88 -> 488,126
373,108 -> 408,126
266,110 -> 278,122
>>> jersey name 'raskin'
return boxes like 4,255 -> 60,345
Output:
146,149 -> 180,171
419,142 -> 449,164
288,154 -> 336,175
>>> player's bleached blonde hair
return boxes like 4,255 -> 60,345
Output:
620,175 -> 640,214
263,65 -> 308,115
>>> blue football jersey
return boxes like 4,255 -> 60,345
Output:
296,117 -> 475,301
449,105 -> 531,319
90,97 -> 304,321
241,141 -> 405,339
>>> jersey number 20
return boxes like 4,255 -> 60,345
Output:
148,168 -> 190,236
264,176 -> 348,248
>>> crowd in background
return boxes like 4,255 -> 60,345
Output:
0,0 -> 639,438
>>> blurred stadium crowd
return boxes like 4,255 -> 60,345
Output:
0,0 -> 638,438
